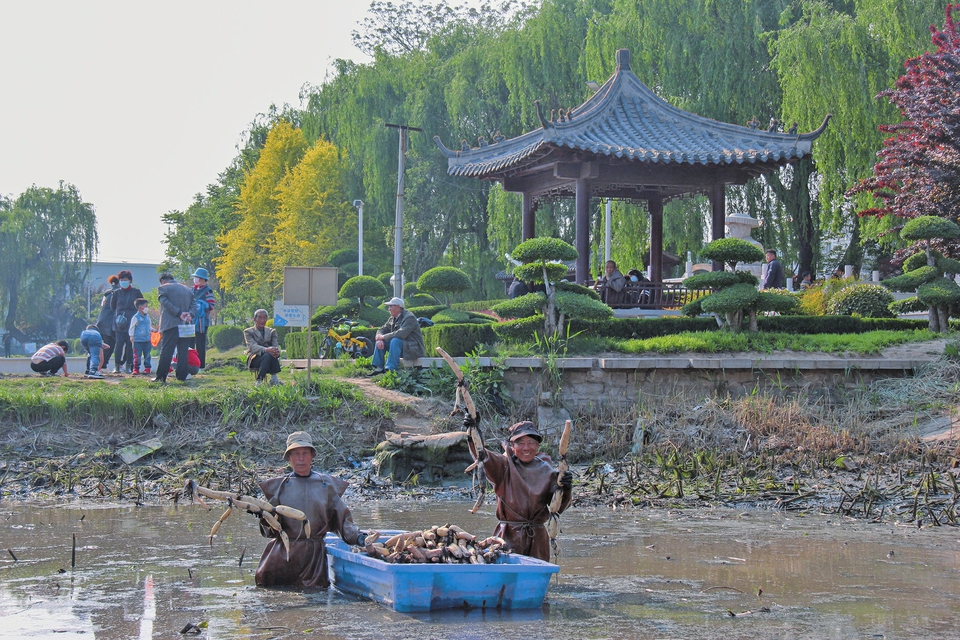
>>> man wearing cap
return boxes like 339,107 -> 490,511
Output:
255,431 -> 366,589
190,267 -> 216,370
368,296 -> 425,376
466,419 -> 573,562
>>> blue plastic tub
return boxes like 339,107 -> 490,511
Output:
325,532 -> 559,612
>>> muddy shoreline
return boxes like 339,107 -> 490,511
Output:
2,344 -> 959,529
3,444 -> 960,529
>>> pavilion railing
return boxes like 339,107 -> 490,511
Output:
592,282 -> 712,310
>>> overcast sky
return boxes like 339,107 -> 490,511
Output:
0,1 -> 372,264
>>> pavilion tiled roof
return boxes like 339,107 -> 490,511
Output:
435,49 -> 830,180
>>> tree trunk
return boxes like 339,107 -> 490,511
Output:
928,305 -> 940,332
839,222 -> 863,276
765,158 -> 818,279
937,306 -> 949,334
748,308 -> 758,333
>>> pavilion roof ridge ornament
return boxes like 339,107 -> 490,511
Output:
434,48 -> 830,178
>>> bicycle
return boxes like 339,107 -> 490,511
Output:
320,318 -> 373,359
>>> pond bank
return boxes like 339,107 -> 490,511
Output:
1,340 -> 958,529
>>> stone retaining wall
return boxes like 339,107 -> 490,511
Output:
288,353 -> 929,409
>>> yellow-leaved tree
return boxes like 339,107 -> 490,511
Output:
216,120 -> 308,300
271,137 -> 354,274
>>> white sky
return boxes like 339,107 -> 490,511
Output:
0,1 -> 372,263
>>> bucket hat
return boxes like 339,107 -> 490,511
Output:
191,267 -> 210,280
508,421 -> 542,443
284,431 -> 317,460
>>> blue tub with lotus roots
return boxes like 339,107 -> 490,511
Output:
325,531 -> 559,612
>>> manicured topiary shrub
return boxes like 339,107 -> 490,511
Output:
492,315 -> 719,342
884,215 -> 960,332
408,293 -> 439,307
407,305 -> 447,319
683,238 -> 792,332
699,237 -> 765,267
493,292 -> 546,319
327,248 -> 359,268
889,296 -> 927,315
313,298 -> 356,325
212,326 -> 244,351
554,280 -> 601,300
338,261 -> 378,278
340,275 -> 387,308
493,237 -> 611,340
824,284 -> 895,318
358,305 -> 389,327
432,309 -> 471,324
417,266 -> 472,305
756,316 -> 928,333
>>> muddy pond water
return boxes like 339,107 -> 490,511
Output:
1,499 -> 959,639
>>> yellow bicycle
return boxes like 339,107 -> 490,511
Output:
320,318 -> 372,359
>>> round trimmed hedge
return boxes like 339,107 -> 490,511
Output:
211,326 -> 244,351
824,283 -> 894,318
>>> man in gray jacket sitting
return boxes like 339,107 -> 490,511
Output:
368,297 -> 425,376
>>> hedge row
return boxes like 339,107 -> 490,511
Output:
492,316 -> 719,342
451,299 -> 506,312
421,323 -> 498,357
491,314 -> 932,343
755,316 -> 929,334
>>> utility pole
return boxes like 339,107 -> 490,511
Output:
385,123 -> 422,299
352,200 -> 364,276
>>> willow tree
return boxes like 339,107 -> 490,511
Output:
584,0 -> 792,269
850,4 -> 960,241
0,183 -> 98,340
770,0 -> 950,273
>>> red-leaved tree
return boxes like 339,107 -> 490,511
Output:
849,4 -> 960,256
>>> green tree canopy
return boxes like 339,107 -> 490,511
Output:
0,182 -> 98,341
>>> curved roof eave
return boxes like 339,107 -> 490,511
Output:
435,48 -> 831,180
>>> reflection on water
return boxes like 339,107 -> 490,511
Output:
1,500 -> 959,639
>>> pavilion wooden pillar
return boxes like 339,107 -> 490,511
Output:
522,192 -> 535,241
575,178 -> 590,283
710,183 -> 726,271
649,196 -> 664,284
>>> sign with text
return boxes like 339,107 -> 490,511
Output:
283,266 -> 339,307
273,302 -> 310,327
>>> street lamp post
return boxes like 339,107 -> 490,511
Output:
352,200 -> 364,276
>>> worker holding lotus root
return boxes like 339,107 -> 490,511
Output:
255,431 -> 366,588
466,419 -> 573,562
